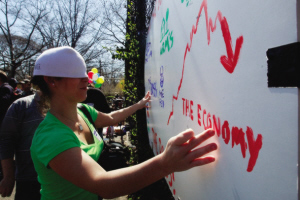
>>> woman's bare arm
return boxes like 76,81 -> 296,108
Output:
94,92 -> 151,128
49,129 -> 217,199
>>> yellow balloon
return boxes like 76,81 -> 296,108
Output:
96,77 -> 104,84
96,78 -> 101,84
99,76 -> 105,83
91,68 -> 98,74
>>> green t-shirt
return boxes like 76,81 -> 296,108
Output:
31,104 -> 103,200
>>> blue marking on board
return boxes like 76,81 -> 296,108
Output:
145,42 -> 153,63
159,66 -> 165,108
148,77 -> 157,97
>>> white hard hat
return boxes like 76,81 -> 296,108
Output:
33,46 -> 88,78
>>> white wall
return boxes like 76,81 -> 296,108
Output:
144,0 -> 298,199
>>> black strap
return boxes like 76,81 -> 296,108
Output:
77,104 -> 108,144
77,104 -> 96,131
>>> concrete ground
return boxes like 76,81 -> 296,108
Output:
4,187 -> 128,200
2,187 -> 15,200
104,195 -> 128,200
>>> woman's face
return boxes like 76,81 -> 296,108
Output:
53,77 -> 88,103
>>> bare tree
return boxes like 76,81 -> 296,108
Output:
36,0 -> 106,67
0,0 -> 50,78
0,34 -> 40,80
97,0 -> 127,91
0,0 -> 127,80
101,0 -> 127,47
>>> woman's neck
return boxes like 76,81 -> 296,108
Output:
49,96 -> 78,121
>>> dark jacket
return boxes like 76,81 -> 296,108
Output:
0,82 -> 13,126
0,94 -> 44,181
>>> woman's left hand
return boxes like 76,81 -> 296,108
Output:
137,91 -> 151,109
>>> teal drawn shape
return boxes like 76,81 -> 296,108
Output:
160,8 -> 169,42
160,8 -> 174,55
181,0 -> 190,7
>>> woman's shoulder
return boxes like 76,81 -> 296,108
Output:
33,113 -> 75,142
77,103 -> 98,120
31,113 -> 80,153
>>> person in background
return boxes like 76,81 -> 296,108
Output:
0,70 -> 14,188
82,84 -> 111,138
8,78 -> 22,102
0,89 -> 46,199
113,93 -> 123,110
30,46 -> 218,200
0,71 -> 13,127
20,79 -> 35,97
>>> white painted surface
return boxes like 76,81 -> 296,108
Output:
145,0 -> 298,199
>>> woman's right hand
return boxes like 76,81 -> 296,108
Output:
159,128 -> 217,174
0,176 -> 15,197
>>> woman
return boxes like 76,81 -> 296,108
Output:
30,46 -> 217,200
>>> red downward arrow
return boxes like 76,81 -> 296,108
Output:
220,17 -> 244,74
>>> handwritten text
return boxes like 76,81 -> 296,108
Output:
182,97 -> 263,172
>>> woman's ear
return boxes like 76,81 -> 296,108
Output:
44,76 -> 55,87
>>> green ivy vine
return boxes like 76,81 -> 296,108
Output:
112,0 -> 139,152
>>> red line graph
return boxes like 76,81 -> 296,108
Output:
167,0 -> 244,125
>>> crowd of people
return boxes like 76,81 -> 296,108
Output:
0,73 -> 36,127
0,46 -> 217,200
